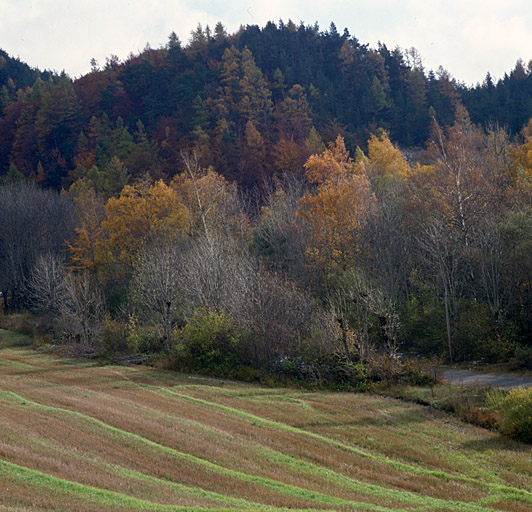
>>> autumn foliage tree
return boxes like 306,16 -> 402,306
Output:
102,180 -> 189,277
297,136 -> 376,272
366,130 -> 410,179
68,184 -> 106,272
172,153 -> 244,237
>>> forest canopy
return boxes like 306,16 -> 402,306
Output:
2,20 -> 532,188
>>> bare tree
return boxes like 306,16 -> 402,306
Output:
59,272 -> 106,350
179,233 -> 255,320
358,180 -> 411,355
328,270 -> 400,360
0,183 -> 75,310
254,175 -> 309,281
415,218 -> 463,362
472,217 -> 507,323
178,231 -> 321,370
246,271 -> 317,369
131,236 -> 185,349
26,253 -> 67,317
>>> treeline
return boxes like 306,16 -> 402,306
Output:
1,21 -> 532,384
3,20 -> 532,190
1,109 -> 532,385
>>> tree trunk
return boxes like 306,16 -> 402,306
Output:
443,287 -> 453,363
165,301 -> 172,350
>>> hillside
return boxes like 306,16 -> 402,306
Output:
2,21 -> 532,188
1,329 -> 531,511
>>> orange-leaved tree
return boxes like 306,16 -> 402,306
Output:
102,180 -> 190,277
297,135 -> 376,272
68,183 -> 106,272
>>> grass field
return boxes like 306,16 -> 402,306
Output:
0,329 -> 531,511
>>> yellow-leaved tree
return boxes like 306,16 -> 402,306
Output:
67,182 -> 106,272
171,154 -> 247,238
102,180 -> 190,278
366,131 -> 411,179
297,136 -> 376,272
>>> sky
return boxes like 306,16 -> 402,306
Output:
1,0 -> 532,86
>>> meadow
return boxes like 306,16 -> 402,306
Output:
0,329 -> 531,512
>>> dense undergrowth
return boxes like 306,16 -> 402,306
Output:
0,311 -> 433,392
385,382 -> 532,444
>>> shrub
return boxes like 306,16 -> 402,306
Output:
0,314 -> 39,338
177,310 -> 240,372
463,407 -> 498,430
228,366 -> 264,383
125,315 -> 163,354
495,387 -> 532,443
398,359 -> 436,385
332,359 -> 368,390
363,355 -> 436,389
399,295 -> 446,357
101,318 -> 129,355
513,346 -> 532,370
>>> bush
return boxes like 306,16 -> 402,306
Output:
513,346 -> 532,370
228,365 -> 264,383
101,318 -> 129,355
177,310 -> 240,372
495,387 -> 532,443
366,355 -> 434,386
398,359 -> 436,385
332,359 -> 368,390
0,314 -> 40,338
399,295 -> 446,357
126,315 -> 163,354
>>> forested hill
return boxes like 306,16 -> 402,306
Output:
1,20 -> 532,188
0,49 -> 54,90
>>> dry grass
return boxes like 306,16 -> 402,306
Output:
0,330 -> 531,511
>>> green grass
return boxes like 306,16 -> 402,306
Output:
0,459 -> 324,512
151,385 -> 532,506
0,328 -> 32,347
1,328 -> 531,511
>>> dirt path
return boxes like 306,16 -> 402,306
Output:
439,368 -> 532,389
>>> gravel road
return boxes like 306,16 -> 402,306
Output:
439,368 -> 532,389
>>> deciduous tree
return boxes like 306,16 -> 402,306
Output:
297,136 -> 376,272
102,180 -> 190,275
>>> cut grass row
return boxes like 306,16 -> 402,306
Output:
0,331 -> 531,511
0,459 -> 331,512
150,384 -> 532,506
0,365 -> 494,505
0,386 -> 515,510
149,386 -> 532,485
0,390 -> 443,511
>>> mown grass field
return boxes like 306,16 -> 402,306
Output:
0,329 -> 531,511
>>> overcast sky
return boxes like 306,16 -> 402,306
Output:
1,0 -> 532,86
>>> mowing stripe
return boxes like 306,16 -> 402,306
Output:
17,383 -> 495,511
0,357 -> 36,369
59,383 -> 504,511
0,458 -> 333,512
0,391 -> 405,512
54,376 -> 522,511
3,384 -> 507,512
20,431 -> 294,511
2,413 -> 340,512
151,385 -> 532,506
2,347 -> 530,511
